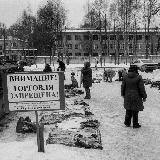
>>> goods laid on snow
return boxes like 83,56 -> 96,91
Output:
103,69 -> 116,82
143,78 -> 160,90
92,78 -> 102,83
65,88 -> 84,98
44,98 -> 102,149
16,116 -> 36,133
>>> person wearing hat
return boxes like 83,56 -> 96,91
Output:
43,63 -> 52,72
81,61 -> 92,99
121,65 -> 147,128
57,59 -> 66,72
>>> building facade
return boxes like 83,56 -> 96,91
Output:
0,36 -> 37,61
57,28 -> 160,57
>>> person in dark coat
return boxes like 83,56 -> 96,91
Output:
43,64 -> 52,72
57,59 -> 66,71
81,61 -> 92,99
121,65 -> 147,128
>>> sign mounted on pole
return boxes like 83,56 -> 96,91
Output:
4,71 -> 65,111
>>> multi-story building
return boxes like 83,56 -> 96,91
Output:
0,35 -> 37,61
58,28 -> 160,57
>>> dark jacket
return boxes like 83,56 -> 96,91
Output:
81,64 -> 92,88
121,72 -> 147,111
43,64 -> 52,72
57,60 -> 65,71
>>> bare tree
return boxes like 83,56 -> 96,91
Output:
142,0 -> 160,58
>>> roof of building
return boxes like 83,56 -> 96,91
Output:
62,28 -> 160,33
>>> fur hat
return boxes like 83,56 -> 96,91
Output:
128,65 -> 138,73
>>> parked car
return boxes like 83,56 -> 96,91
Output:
130,59 -> 158,72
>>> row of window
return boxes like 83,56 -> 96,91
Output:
66,43 -> 143,50
0,42 -> 18,50
66,52 -> 137,56
66,34 -> 151,41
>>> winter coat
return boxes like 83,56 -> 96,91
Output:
57,61 -> 65,71
43,64 -> 52,72
81,67 -> 92,88
121,72 -> 147,111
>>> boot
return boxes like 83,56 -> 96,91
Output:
84,88 -> 91,99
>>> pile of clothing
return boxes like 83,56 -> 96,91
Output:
45,98 -> 102,149
65,88 -> 84,98
16,116 -> 36,133
92,78 -> 102,83
143,78 -> 152,85
103,69 -> 116,82
143,78 -> 160,90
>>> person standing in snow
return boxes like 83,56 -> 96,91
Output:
81,61 -> 92,99
99,55 -> 102,67
94,57 -> 98,70
57,59 -> 66,72
43,63 -> 52,72
121,65 -> 147,128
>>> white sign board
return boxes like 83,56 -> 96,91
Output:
7,72 -> 63,111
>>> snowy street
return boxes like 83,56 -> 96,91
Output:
0,65 -> 160,160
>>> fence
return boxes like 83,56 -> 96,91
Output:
34,55 -> 160,65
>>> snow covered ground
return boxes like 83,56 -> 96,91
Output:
0,63 -> 160,160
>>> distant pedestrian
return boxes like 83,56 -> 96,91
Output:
57,59 -> 66,71
81,61 -> 92,99
43,63 -> 52,72
94,57 -> 98,70
121,65 -> 147,128
99,55 -> 102,67
118,68 -> 127,81
66,56 -> 70,65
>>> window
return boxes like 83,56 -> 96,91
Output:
84,53 -> 89,56
57,35 -> 62,40
75,44 -> 81,49
75,44 -> 78,49
129,43 -> 132,49
145,35 -> 150,40
119,35 -> 124,40
84,35 -> 89,40
93,35 -> 98,40
119,44 -> 124,49
75,35 -> 81,40
66,35 -> 72,40
129,35 -> 133,40
93,53 -> 98,56
67,44 -> 72,49
101,35 -> 108,40
0,46 -> 2,50
102,44 -> 107,49
110,44 -> 114,49
68,53 -> 72,56
93,44 -> 99,50
0,52 -> 2,55
75,52 -> 81,56
110,35 -> 116,40
13,42 -> 17,47
136,35 -> 142,40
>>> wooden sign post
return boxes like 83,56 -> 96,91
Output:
35,111 -> 44,152
4,71 -> 65,153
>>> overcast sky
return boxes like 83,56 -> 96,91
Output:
0,0 -> 91,28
